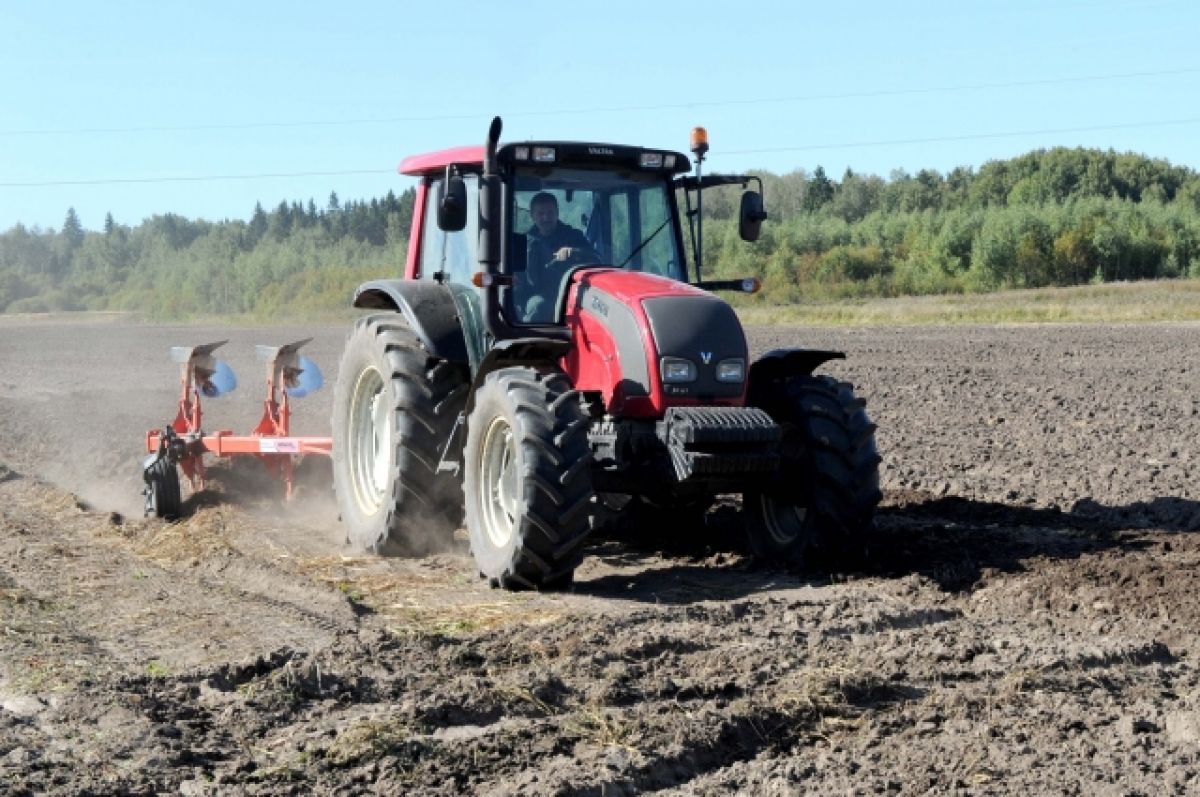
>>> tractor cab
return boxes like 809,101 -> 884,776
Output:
389,125 -> 765,348
502,144 -> 690,324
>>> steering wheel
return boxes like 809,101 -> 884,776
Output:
526,239 -> 590,286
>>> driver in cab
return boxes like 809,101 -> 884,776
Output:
523,192 -> 597,321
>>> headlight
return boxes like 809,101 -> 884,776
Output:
661,357 -> 697,383
532,146 -> 556,163
639,152 -> 664,168
715,358 -> 745,383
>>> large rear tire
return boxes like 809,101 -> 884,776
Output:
745,375 -> 881,566
464,367 -> 594,590
331,315 -> 467,555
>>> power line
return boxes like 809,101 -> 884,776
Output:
4,116 -> 1199,188
0,169 -> 391,188
2,66 -> 1198,137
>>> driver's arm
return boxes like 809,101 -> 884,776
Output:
554,228 -> 599,263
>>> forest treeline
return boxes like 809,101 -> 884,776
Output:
2,146 -> 1200,316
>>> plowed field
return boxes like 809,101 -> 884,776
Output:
2,316 -> 1199,795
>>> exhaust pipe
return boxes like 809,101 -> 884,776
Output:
479,116 -> 523,341
477,116 -> 570,344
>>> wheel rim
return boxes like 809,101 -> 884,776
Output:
758,494 -> 808,548
146,472 -> 159,516
348,366 -> 392,516
479,415 -> 519,549
756,420 -> 809,548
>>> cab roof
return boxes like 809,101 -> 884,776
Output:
398,142 -> 693,177
398,146 -> 484,177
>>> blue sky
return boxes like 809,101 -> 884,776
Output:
1,0 -> 1196,231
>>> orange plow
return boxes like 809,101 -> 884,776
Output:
142,339 -> 332,519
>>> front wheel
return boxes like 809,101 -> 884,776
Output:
464,367 -> 594,590
745,375 -> 882,566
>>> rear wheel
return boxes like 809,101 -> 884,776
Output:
745,375 -> 881,566
143,458 -> 182,520
332,315 -> 467,555
464,367 -> 594,590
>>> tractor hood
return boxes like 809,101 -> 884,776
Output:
565,269 -> 749,417
573,269 -> 709,304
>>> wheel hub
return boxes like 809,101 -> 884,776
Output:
759,494 -> 807,547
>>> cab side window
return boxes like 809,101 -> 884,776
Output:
608,193 -> 631,267
420,175 -> 479,286
638,185 -> 675,277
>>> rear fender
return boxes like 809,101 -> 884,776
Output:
353,279 -> 471,366
748,348 -> 846,389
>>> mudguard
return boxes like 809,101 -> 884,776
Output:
450,337 -> 574,465
353,279 -> 471,366
748,348 -> 846,385
466,337 -> 572,414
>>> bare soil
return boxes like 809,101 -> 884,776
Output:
2,315 -> 1200,795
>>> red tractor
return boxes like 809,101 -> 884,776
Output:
331,118 -> 880,589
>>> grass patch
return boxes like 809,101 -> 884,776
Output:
292,554 -> 564,636
566,700 -> 639,751
134,505 -> 239,565
735,279 -> 1200,326
145,660 -> 170,679
384,601 -> 563,638
778,666 -> 896,714
324,718 -> 417,767
13,279 -> 1200,328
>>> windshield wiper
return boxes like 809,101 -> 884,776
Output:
617,217 -> 671,270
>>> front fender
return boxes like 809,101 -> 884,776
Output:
748,348 -> 846,387
464,337 -> 572,414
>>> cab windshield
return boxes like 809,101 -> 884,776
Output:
508,167 -> 683,323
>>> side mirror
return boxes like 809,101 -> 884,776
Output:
438,174 -> 467,231
738,190 -> 766,242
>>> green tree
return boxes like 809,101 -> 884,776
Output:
3,146 -> 1199,316
62,208 -> 85,249
803,166 -> 834,213
249,202 -> 268,243
831,172 -> 883,223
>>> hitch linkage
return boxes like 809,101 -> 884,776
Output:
143,425 -> 182,475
